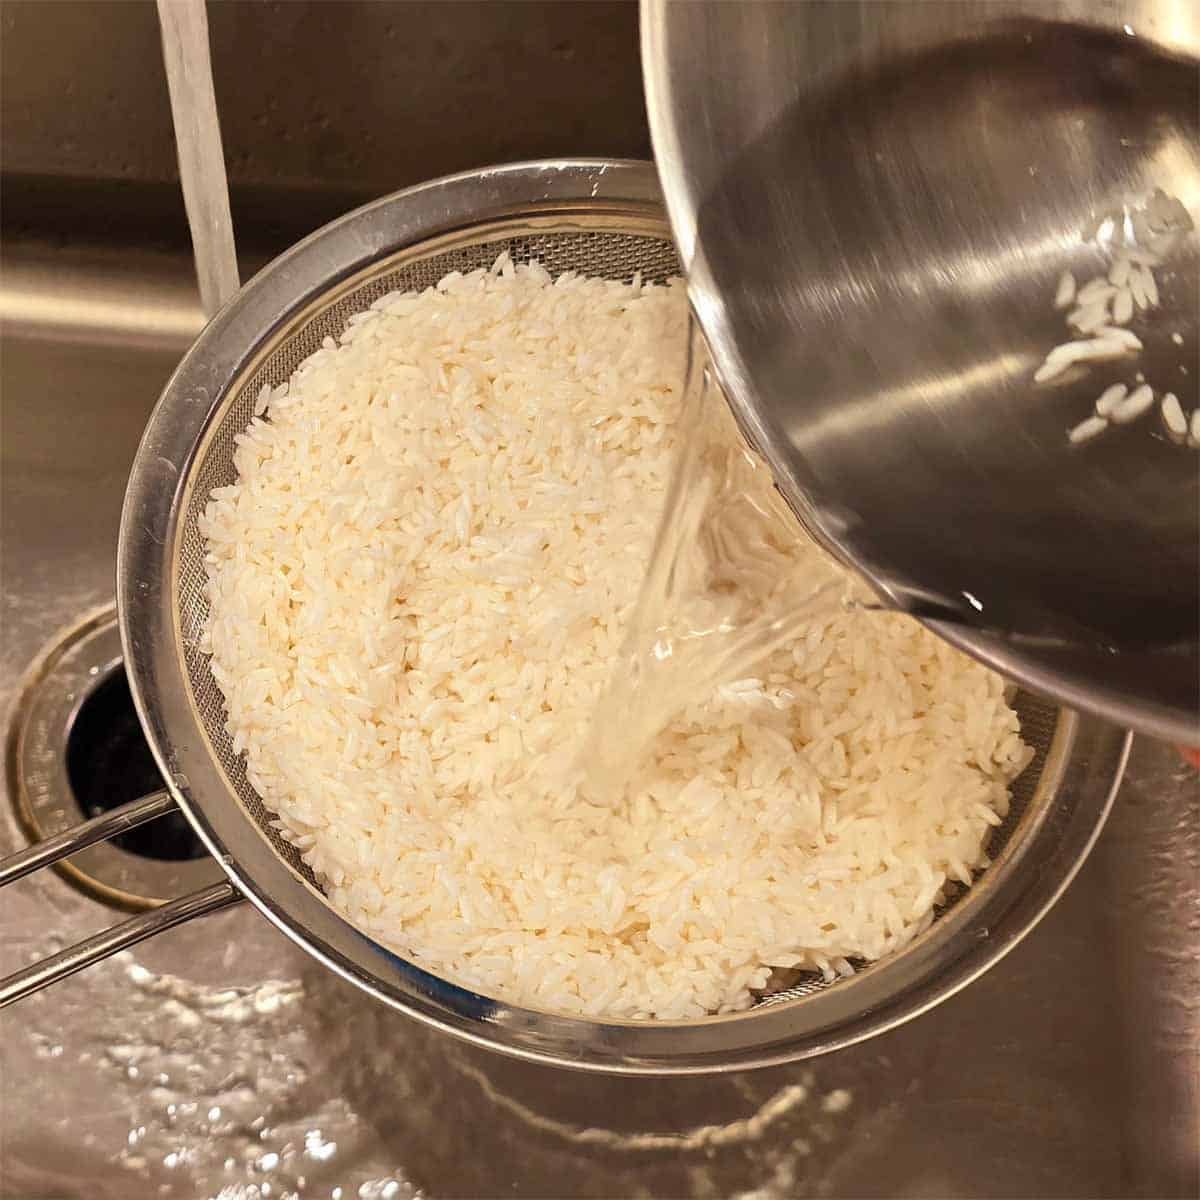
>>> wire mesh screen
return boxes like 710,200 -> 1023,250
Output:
174,221 -> 1066,1010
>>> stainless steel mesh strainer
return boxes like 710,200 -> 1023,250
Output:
0,161 -> 1129,1072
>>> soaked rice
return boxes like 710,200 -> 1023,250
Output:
200,255 -> 1033,1019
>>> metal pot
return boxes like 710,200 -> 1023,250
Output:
642,0 -> 1199,743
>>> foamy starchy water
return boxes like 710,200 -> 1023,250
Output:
201,254 -> 1033,1020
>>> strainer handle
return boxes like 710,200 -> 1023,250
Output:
0,790 -> 177,887
0,789 -> 243,1005
0,880 -> 241,1006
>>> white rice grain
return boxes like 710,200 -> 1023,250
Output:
1067,302 -> 1112,334
1111,384 -> 1155,424
1160,392 -> 1186,437
1095,383 -> 1128,417
1035,335 -> 1132,383
1068,414 -> 1109,444
1034,356 -> 1073,384
1090,327 -> 1142,352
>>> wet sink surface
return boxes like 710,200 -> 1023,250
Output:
1,236 -> 1197,1200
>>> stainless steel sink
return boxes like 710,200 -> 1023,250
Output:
3,207 -> 1197,1200
1,3 -> 1197,1190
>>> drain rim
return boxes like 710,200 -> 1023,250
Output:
7,603 -> 223,909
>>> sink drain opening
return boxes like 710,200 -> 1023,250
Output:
65,667 -> 206,862
8,605 -> 225,907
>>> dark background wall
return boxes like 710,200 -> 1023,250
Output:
1,0 -> 650,252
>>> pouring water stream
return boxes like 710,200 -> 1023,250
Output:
581,322 -> 864,800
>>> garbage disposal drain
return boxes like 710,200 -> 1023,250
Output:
8,605 -> 223,907
66,667 -> 206,862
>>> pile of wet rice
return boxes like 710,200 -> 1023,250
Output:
200,255 -> 1032,1019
